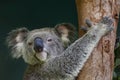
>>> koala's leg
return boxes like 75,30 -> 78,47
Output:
40,17 -> 114,78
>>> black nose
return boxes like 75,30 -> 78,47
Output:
34,37 -> 44,52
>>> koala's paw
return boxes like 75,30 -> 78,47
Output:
100,16 -> 114,26
84,19 -> 92,27
100,17 -> 114,35
80,19 -> 93,32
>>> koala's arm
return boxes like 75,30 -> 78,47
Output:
40,17 -> 114,77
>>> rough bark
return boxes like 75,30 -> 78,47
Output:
75,0 -> 120,80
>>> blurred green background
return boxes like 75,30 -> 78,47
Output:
0,0 -> 119,80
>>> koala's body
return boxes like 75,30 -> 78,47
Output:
6,17 -> 113,80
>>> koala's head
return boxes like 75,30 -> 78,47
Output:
6,23 -> 76,65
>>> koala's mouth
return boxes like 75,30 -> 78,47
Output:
34,51 -> 48,62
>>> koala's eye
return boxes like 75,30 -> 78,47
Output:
28,42 -> 33,46
47,38 -> 52,42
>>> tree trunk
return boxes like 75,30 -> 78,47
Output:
75,0 -> 120,80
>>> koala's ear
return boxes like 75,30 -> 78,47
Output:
54,23 -> 76,47
6,27 -> 29,58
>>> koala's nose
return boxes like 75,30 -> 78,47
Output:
34,37 -> 44,52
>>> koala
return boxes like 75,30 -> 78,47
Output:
6,17 -> 113,80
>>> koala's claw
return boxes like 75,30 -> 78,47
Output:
100,16 -> 114,26
85,19 -> 92,27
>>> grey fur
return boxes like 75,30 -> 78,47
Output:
6,17 -> 113,80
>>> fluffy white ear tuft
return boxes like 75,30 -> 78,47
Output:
6,27 -> 29,58
55,23 -> 76,47
12,42 -> 25,58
